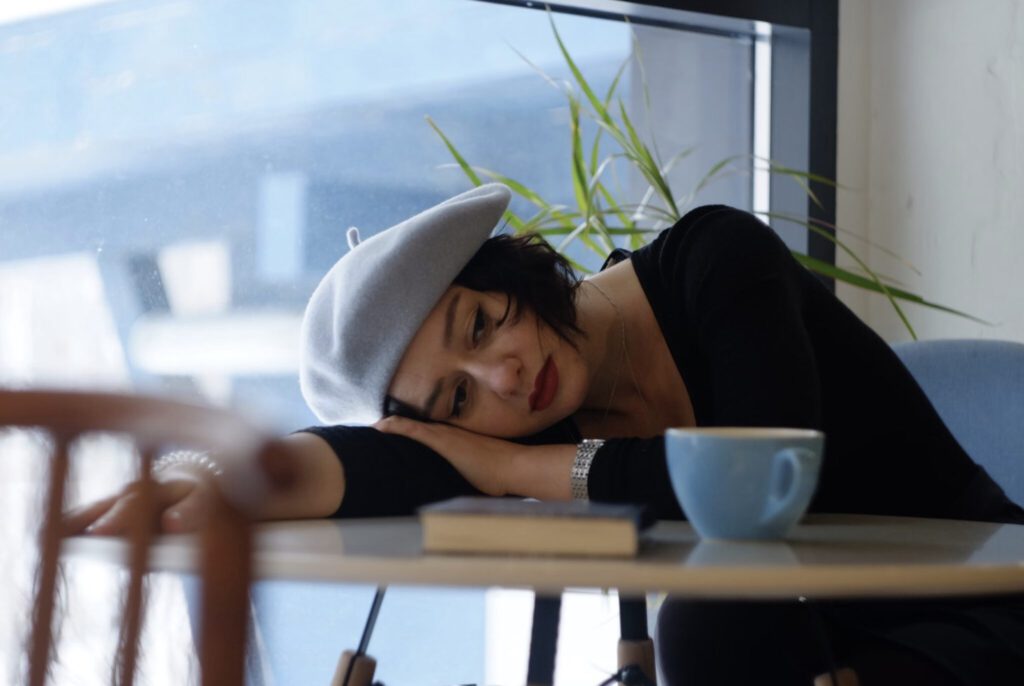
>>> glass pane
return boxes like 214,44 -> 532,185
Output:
0,2 -> 796,684
0,0 -> 766,402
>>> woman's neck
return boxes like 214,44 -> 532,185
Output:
572,260 -> 697,439
573,263 -> 655,432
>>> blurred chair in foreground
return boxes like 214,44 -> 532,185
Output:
892,338 -> 1024,505
0,389 -> 291,686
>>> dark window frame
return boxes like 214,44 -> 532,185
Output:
476,0 -> 839,282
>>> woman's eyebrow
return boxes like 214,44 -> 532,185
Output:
443,292 -> 461,350
421,292 -> 462,417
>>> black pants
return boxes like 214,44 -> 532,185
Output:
655,597 -> 1024,685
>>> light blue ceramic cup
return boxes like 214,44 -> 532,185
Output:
665,427 -> 824,540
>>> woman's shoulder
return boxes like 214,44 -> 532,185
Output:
633,205 -> 790,286
652,205 -> 783,253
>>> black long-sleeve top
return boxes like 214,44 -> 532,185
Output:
303,205 -> 1024,524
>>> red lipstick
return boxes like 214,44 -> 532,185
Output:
530,356 -> 558,412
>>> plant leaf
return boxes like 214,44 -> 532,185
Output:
791,253 -> 988,324
471,166 -> 576,230
590,53 -> 631,174
507,43 -> 570,95
617,100 -> 678,217
549,9 -> 616,132
769,213 -> 916,335
628,19 -> 668,172
774,212 -> 989,334
425,116 -> 483,186
789,212 -> 923,277
692,155 -> 742,196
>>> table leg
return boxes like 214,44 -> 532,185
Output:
526,593 -> 562,686
618,595 -> 656,684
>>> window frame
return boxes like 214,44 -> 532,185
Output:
477,0 -> 839,284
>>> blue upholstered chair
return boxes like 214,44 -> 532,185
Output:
891,338 -> 1024,506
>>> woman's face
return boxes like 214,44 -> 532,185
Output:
387,286 -> 589,437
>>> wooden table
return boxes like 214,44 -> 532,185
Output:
65,514 -> 1024,683
69,513 -> 1024,597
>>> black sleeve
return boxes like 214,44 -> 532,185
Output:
301,425 -> 483,518
588,437 -> 685,519
299,418 -> 580,518
588,207 -> 823,519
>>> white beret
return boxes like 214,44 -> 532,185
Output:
299,183 -> 512,424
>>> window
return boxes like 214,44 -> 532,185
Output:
0,1 -> 835,684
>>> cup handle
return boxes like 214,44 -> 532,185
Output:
759,448 -> 814,526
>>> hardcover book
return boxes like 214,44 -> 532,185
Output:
419,496 -> 654,557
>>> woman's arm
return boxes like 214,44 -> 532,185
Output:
259,432 -> 346,519
371,417 -> 687,518
374,415 -> 576,500
299,424 -> 486,516
66,431 -> 345,535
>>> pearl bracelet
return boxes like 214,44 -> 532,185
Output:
153,450 -> 223,477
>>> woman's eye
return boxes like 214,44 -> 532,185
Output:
451,383 -> 468,418
471,307 -> 487,345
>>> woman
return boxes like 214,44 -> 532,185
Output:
71,184 -> 1024,684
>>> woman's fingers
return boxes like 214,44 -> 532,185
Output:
62,493 -> 121,536
67,478 -> 202,536
375,415 -> 440,447
374,415 -> 420,437
160,481 -> 210,533
83,490 -> 149,536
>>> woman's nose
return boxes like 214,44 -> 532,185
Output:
472,357 -> 522,398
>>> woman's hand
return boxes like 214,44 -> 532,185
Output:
374,416 -> 576,500
63,435 -> 347,536
63,469 -> 217,536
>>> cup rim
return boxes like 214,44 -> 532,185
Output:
665,427 -> 823,440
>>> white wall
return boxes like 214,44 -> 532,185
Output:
836,0 -> 1024,343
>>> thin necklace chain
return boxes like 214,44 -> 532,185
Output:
585,279 -> 655,432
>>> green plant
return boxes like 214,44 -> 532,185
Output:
427,11 -> 981,339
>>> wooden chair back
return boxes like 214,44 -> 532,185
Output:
0,389 -> 291,686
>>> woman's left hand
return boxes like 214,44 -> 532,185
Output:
374,415 -> 522,496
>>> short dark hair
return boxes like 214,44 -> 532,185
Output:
382,232 -> 582,420
452,232 -> 583,344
